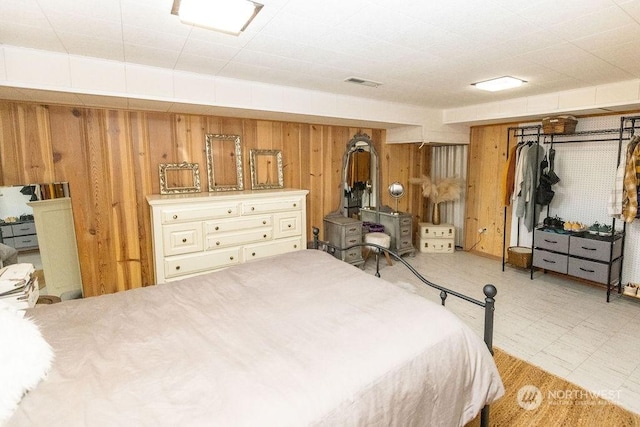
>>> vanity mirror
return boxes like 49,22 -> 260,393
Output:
250,149 -> 283,189
337,132 -> 380,218
159,162 -> 201,195
205,134 -> 244,192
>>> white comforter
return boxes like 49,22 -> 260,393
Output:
9,250 -> 503,426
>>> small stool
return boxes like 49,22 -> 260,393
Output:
363,232 -> 393,268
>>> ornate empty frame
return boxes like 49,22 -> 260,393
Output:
159,162 -> 201,194
205,134 -> 244,192
250,149 -> 284,190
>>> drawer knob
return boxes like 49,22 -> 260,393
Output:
262,220 -> 266,225
288,224 -> 292,228
252,252 -> 256,256
251,207 -> 255,211
230,256 -> 234,260
227,209 -> 232,214
263,234 -> 267,238
294,244 -> 297,248
182,238 -> 187,243
215,226 -> 219,231
216,241 -> 220,246
581,246 -> 596,251
542,258 -> 556,264
293,203 -> 297,207
175,265 -> 181,270
543,239 -> 557,244
173,214 -> 178,220
579,267 -> 595,273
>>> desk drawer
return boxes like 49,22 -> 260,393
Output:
534,230 -> 569,253
533,249 -> 568,274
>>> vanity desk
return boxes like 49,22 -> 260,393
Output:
360,208 -> 414,257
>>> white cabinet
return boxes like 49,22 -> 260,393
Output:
147,189 -> 308,284
418,222 -> 455,254
27,198 -> 83,299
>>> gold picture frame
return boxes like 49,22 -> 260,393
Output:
250,149 -> 284,190
205,134 -> 244,192
159,162 -> 201,194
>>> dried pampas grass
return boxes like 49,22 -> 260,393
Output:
409,175 -> 463,203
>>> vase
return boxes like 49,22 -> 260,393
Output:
432,203 -> 441,225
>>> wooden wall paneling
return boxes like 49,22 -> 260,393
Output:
282,122 -> 302,190
0,102 -> 18,185
465,125 -> 509,257
308,125 -> 325,239
104,110 -> 142,292
47,106 -> 94,294
146,112 -> 175,195
128,112 -> 156,287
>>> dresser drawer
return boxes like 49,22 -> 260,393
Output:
0,225 -> 13,238
162,203 -> 240,223
399,215 -> 412,227
532,249 -> 568,274
399,226 -> 411,239
206,229 -> 272,249
13,235 -> 38,249
273,212 -> 302,238
242,197 -> 303,214
396,235 -> 413,251
534,230 -> 569,253
165,248 -> 240,279
2,237 -> 15,247
568,257 -> 621,284
569,235 -> 622,262
243,236 -> 303,261
205,215 -> 271,234
12,222 -> 36,236
162,223 -> 203,256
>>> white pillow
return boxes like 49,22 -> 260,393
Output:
0,301 -> 54,424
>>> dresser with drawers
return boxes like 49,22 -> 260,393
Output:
0,220 -> 38,251
418,222 -> 455,253
147,189 -> 308,284
323,215 -> 364,267
532,228 -> 623,294
359,208 -> 414,256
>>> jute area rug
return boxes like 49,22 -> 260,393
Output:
466,348 -> 640,427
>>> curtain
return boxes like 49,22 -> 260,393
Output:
431,145 -> 467,248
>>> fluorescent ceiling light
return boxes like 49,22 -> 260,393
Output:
472,76 -> 526,92
171,0 -> 263,36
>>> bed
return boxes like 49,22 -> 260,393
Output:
4,246 -> 504,426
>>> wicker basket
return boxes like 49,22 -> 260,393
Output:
542,116 -> 578,135
508,246 -> 532,269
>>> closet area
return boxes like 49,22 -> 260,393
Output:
502,114 -> 640,302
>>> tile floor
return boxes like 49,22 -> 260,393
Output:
363,249 -> 640,415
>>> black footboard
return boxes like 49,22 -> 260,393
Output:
311,227 -> 496,427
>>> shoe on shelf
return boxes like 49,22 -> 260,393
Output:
588,222 -> 600,234
598,224 -> 612,236
623,283 -> 638,297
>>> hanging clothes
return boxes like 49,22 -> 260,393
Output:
608,135 -> 636,217
512,143 -> 529,205
501,143 -> 519,206
621,135 -> 640,222
516,142 -> 545,231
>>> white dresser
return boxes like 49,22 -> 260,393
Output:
147,189 -> 308,284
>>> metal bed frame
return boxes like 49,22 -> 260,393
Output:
311,227 -> 497,427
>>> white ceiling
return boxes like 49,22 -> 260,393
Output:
1,0 -> 640,110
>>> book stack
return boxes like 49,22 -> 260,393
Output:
0,263 -> 39,313
35,182 -> 70,200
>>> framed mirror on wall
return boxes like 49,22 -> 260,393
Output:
205,134 -> 244,192
159,162 -> 201,194
250,149 -> 283,190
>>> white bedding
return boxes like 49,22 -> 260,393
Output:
8,250 -> 503,426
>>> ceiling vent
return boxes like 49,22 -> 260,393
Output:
344,77 -> 382,88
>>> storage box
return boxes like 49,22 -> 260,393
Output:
542,116 -> 578,135
418,222 -> 455,239
419,237 -> 455,253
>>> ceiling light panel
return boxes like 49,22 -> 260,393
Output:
172,0 -> 263,35
472,76 -> 526,92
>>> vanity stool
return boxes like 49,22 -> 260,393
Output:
363,232 -> 393,276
